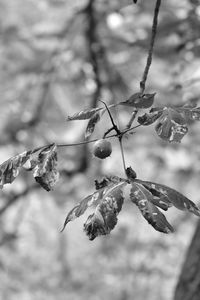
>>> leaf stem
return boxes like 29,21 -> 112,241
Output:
99,100 -> 121,135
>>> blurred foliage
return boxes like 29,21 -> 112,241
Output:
0,0 -> 200,299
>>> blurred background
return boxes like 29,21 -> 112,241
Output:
0,0 -> 200,299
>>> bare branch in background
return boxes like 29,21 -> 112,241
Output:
140,0 -> 162,93
0,184 -> 39,216
85,0 -> 102,107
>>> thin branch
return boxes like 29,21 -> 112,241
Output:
85,0 -> 102,107
140,0 -> 162,93
99,100 -> 121,135
119,138 -> 127,177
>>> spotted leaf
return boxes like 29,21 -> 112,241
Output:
130,182 -> 174,233
0,150 -> 31,188
136,179 -> 200,217
33,144 -> 59,191
84,184 -> 125,240
155,108 -> 188,142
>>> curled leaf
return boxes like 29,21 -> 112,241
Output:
67,107 -> 102,121
0,151 -> 31,188
33,144 -> 59,191
130,182 -> 174,233
155,108 -> 188,143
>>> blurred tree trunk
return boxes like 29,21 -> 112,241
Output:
174,220 -> 200,300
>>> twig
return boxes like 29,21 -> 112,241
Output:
140,0 -> 162,93
85,0 -> 102,107
119,138 -> 127,176
99,100 -> 121,135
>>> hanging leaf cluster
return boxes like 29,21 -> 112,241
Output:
62,168 -> 200,240
138,105 -> 200,143
0,144 -> 59,191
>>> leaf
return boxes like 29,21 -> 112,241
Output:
85,109 -> 105,139
61,180 -> 126,232
138,110 -> 163,126
136,179 -> 200,216
120,92 -> 156,109
33,144 -> 59,191
67,107 -> 102,121
155,107 -> 188,142
84,184 -> 125,240
0,151 -> 31,188
177,106 -> 200,121
130,182 -> 174,233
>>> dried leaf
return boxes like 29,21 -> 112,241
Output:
84,185 -> 125,240
61,181 -> 126,234
33,144 -> 59,191
138,110 -> 163,126
67,107 -> 102,121
120,92 -> 156,109
130,182 -> 174,233
61,191 -> 104,231
155,108 -> 188,142
0,151 -> 31,188
136,179 -> 200,216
